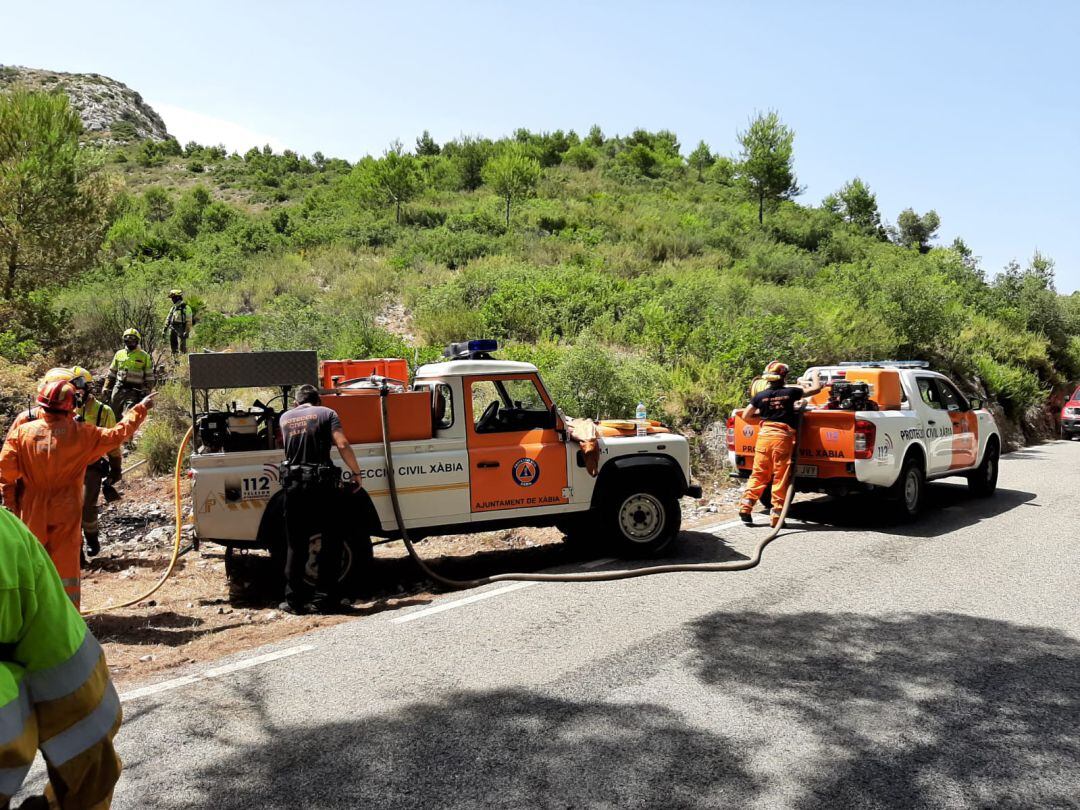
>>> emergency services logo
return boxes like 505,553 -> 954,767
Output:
825,430 -> 840,443
512,458 -> 540,488
742,425 -> 754,438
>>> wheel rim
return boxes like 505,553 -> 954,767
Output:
986,452 -> 997,485
904,469 -> 920,511
619,493 -> 665,543
302,536 -> 354,586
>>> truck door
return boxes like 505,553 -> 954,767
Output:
916,376 -> 977,474
934,378 -> 979,470
465,374 -> 569,514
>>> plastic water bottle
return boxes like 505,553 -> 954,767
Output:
635,402 -> 647,437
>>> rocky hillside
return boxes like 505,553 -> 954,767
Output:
0,65 -> 169,142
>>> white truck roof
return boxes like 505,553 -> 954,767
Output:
415,359 -> 539,378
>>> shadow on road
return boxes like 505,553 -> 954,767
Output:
692,611 -> 1080,807
786,483 -> 1036,537
160,689 -> 763,809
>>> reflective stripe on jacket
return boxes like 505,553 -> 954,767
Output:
106,348 -> 154,389
0,507 -> 122,807
166,301 -> 190,334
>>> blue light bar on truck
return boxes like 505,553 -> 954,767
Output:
444,339 -> 499,359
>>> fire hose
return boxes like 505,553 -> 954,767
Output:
378,386 -> 800,589
80,425 -> 193,616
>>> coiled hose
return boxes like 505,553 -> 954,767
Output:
81,425 -> 194,616
379,389 -> 798,590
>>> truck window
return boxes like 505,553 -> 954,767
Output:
471,377 -> 554,434
432,383 -> 454,430
917,377 -> 942,409
934,379 -> 968,412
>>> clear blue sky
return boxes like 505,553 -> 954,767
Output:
4,1 -> 1078,290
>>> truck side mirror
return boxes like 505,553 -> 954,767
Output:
969,397 -> 983,411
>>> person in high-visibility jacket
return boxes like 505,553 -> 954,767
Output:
101,329 -> 154,418
0,381 -> 154,607
0,506 -> 123,809
71,367 -> 122,558
161,289 -> 191,356
739,362 -> 822,528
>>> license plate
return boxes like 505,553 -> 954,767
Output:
796,464 -> 818,477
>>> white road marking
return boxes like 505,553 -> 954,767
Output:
119,644 -> 315,703
391,582 -> 535,624
704,519 -> 745,534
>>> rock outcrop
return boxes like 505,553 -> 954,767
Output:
0,65 -> 169,142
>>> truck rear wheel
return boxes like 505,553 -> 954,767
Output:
268,533 -> 373,597
603,481 -> 680,558
890,456 -> 925,521
967,439 -> 999,497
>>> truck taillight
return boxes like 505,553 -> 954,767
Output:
726,417 -> 735,451
854,419 -> 875,460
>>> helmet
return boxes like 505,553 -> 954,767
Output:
70,366 -> 93,390
36,380 -> 76,413
762,361 -> 790,382
123,328 -> 141,341
168,289 -> 183,298
42,367 -> 74,384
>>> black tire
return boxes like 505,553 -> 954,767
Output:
268,532 -> 373,597
967,439 -> 999,497
602,479 -> 681,558
890,455 -> 926,521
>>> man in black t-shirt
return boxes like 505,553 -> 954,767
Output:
278,385 -> 363,614
738,362 -> 822,527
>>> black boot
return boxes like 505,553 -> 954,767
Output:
85,532 -> 100,556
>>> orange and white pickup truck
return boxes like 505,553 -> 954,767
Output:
727,362 -> 1001,518
187,343 -> 702,587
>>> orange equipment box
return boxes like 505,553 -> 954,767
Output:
844,369 -> 902,410
320,359 -> 409,389
322,388 -> 433,444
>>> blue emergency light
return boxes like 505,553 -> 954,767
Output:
444,339 -> 499,360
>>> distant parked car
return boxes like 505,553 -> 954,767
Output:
1061,387 -> 1080,440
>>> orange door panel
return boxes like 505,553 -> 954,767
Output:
948,411 -> 978,469
465,375 -> 569,514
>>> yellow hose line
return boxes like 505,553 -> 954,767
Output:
81,425 -> 194,617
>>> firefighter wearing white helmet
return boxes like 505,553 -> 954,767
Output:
162,288 -> 192,356
102,329 -> 155,417
72,366 -> 121,557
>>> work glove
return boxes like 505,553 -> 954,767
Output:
108,457 -> 123,484
139,391 -> 157,410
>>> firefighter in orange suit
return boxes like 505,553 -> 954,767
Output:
0,381 -> 154,608
739,362 -> 822,527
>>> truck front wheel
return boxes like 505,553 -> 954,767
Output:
603,482 -> 680,558
967,439 -> 999,497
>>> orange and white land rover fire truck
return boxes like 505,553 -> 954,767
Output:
188,342 -> 702,586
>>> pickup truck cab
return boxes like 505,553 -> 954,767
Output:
728,362 -> 1001,518
189,345 -> 702,587
1060,387 -> 1080,439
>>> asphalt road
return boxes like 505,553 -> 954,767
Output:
24,441 -> 1080,808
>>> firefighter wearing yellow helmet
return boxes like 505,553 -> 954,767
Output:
72,366 -> 121,557
162,289 -> 192,356
738,361 -> 822,527
102,329 -> 155,417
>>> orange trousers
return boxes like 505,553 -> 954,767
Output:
740,422 -> 796,518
